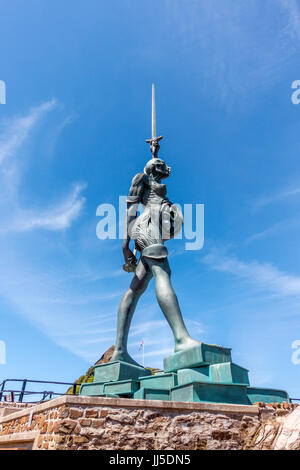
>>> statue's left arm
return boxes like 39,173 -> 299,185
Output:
122,173 -> 146,271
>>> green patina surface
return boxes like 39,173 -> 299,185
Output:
247,387 -> 289,404
170,382 -> 250,405
79,381 -> 106,396
134,388 -> 170,401
94,360 -> 151,382
163,343 -> 232,373
138,372 -> 177,390
79,350 -> 290,405
177,362 -> 249,386
104,379 -> 139,396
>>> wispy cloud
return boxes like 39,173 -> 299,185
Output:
0,100 -> 56,165
167,0 -> 300,109
0,101 -> 87,233
254,185 -> 300,211
279,0 -> 300,40
11,183 -> 87,232
203,249 -> 300,298
246,215 -> 300,243
135,348 -> 173,359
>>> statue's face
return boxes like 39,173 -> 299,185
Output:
151,159 -> 171,180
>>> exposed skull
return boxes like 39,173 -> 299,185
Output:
144,158 -> 171,180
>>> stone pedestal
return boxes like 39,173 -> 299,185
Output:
79,344 -> 290,405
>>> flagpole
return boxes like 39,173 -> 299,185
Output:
142,340 -> 145,368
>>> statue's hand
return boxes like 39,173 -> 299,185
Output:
122,244 -> 137,273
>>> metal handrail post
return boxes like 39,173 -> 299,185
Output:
0,380 -> 6,401
19,380 -> 27,403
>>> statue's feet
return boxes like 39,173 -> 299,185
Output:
174,337 -> 201,353
110,349 -> 143,368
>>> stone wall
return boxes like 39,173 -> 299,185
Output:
0,402 -> 32,418
0,396 -> 297,450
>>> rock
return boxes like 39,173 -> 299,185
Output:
95,346 -> 115,365
273,406 -> 300,450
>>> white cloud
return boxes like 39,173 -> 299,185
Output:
279,0 -> 300,40
0,100 -> 56,165
203,249 -> 300,298
254,185 -> 300,211
166,0 -> 300,109
246,215 -> 300,244
135,348 -> 173,359
14,183 -> 86,232
0,101 -> 86,233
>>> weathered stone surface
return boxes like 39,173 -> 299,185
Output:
69,409 -> 83,419
273,406 -> 300,450
0,396 -> 298,450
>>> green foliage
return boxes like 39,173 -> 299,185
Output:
146,367 -> 161,376
66,366 -> 95,395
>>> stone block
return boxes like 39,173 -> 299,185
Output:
79,382 -> 105,396
94,361 -> 151,382
164,343 -> 232,372
177,362 -> 249,386
170,382 -> 249,405
103,379 -> 140,396
247,387 -> 290,404
139,372 -> 177,389
134,388 -> 170,401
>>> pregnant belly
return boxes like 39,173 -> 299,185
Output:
129,203 -> 183,250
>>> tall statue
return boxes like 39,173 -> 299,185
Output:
111,85 -> 201,366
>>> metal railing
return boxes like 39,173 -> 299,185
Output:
1,378 -> 298,405
290,398 -> 300,403
0,379 -> 81,403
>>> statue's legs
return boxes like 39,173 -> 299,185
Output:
145,257 -> 201,352
111,258 -> 153,366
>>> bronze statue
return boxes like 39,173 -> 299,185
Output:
111,85 -> 201,366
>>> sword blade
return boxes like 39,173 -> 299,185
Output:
152,83 -> 156,138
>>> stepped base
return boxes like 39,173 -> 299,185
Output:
164,343 -> 232,373
79,346 -> 289,405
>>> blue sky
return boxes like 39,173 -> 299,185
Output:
0,0 -> 300,398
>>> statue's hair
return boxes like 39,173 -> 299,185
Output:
144,158 -> 166,175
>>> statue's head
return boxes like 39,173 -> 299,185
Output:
144,158 -> 171,180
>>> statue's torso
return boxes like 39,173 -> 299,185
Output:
129,174 -> 182,253
141,177 -> 167,207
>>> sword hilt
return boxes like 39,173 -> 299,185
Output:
145,136 -> 163,158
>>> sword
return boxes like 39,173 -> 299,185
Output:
146,84 -> 163,158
